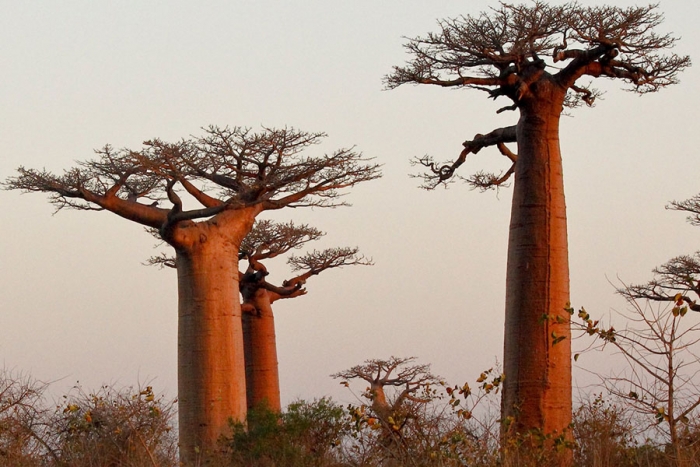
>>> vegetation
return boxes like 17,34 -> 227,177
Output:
571,192 -> 700,467
6,363 -> 700,467
0,370 -> 177,467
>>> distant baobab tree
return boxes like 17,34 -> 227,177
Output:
238,219 -> 372,412
4,126 -> 381,464
386,1 -> 689,458
334,357 -> 440,466
333,357 -> 438,429
623,193 -> 700,311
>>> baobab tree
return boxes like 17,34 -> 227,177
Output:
239,219 -> 371,412
333,357 -> 441,466
4,126 -> 381,463
386,0 -> 690,453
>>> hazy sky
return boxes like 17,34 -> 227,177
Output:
2,0 -> 699,406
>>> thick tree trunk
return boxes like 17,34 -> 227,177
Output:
175,211 -> 257,465
242,290 -> 282,412
502,90 -> 572,448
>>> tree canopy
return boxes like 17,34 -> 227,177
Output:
239,219 -> 372,305
5,126 -> 381,245
387,1 -> 690,189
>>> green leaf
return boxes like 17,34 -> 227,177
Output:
551,332 -> 567,345
564,302 -> 574,315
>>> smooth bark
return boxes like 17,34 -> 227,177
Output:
241,289 -> 282,412
174,209 -> 258,464
503,83 -> 572,439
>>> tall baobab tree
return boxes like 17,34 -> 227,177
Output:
386,1 -> 690,452
4,126 -> 381,463
239,220 -> 371,412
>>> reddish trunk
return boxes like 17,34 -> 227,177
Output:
174,210 -> 258,465
502,86 -> 572,444
242,289 -> 282,412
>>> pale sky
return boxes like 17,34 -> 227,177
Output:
1,0 -> 699,407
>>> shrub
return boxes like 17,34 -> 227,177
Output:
47,384 -> 178,466
223,398 -> 348,467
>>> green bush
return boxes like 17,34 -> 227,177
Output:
223,398 -> 348,467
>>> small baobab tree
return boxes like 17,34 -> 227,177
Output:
239,219 -> 372,412
333,357 -> 441,466
386,1 -> 689,450
4,126 -> 381,463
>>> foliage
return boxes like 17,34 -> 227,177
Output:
573,297 -> 700,453
47,384 -> 177,467
573,394 -> 637,467
0,369 -> 47,466
0,372 -> 177,467
222,398 -> 349,467
6,366 -> 700,466
334,358 -> 505,467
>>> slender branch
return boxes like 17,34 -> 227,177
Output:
411,125 -> 517,190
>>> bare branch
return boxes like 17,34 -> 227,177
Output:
240,220 -> 324,260
238,220 -> 371,306
332,357 -> 441,432
144,252 -> 177,269
573,294 -> 700,446
621,236 -> 700,315
668,194 -> 700,227
557,4 -> 691,93
411,126 -> 517,190
5,126 -> 381,245
388,2 -> 689,106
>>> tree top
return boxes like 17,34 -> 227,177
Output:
4,126 -> 381,245
387,1 -> 690,108
239,219 -> 372,304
